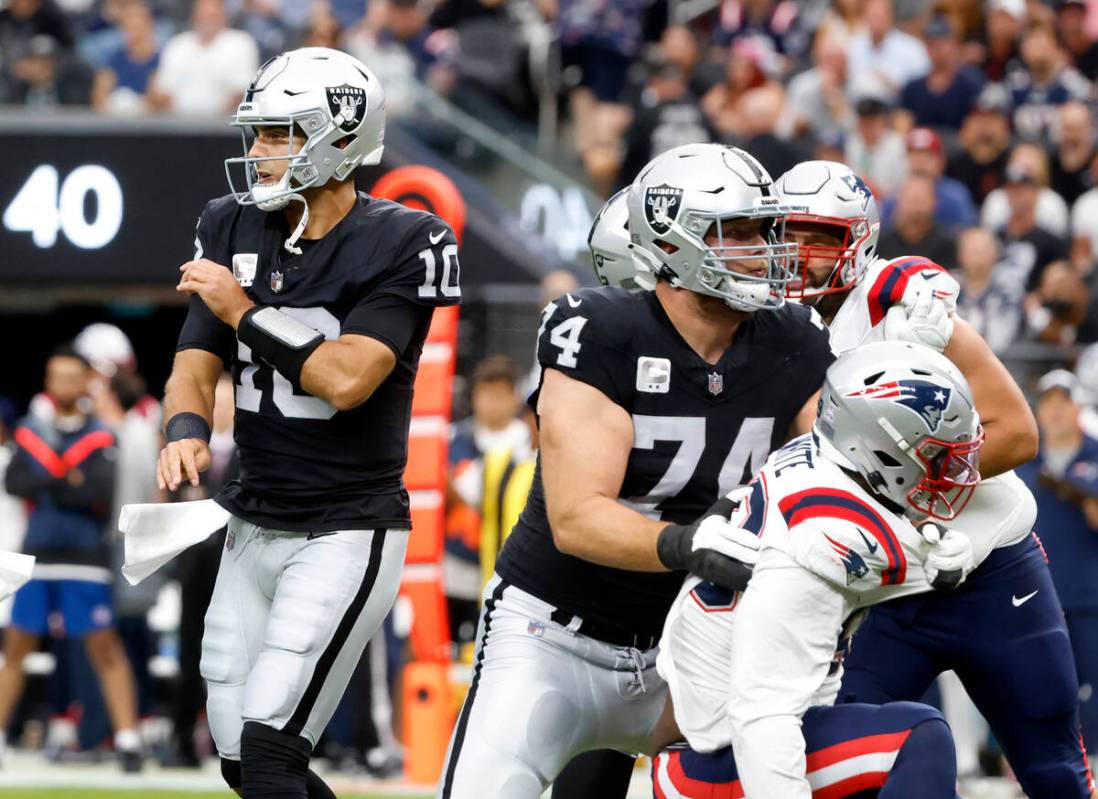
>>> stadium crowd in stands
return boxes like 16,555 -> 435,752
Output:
4,0 -> 1098,782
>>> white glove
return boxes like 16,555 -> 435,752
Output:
692,515 -> 760,567
883,284 -> 955,351
920,522 -> 975,590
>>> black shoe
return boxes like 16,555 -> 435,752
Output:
159,745 -> 201,769
119,748 -> 144,773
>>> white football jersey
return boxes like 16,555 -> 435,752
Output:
658,434 -> 939,753
828,255 -> 1035,560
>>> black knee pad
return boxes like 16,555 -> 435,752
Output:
220,757 -> 242,790
240,721 -> 312,799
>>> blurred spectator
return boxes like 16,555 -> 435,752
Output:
816,0 -> 866,48
429,0 -> 506,29
300,3 -> 343,49
738,87 -> 807,180
1051,101 -> 1097,206
1071,153 -> 1098,271
844,94 -> 907,197
982,142 -> 1071,259
147,0 -> 258,115
881,127 -> 977,228
235,0 -> 311,62
955,227 -> 1023,352
777,32 -> 849,146
977,0 -> 1024,82
1077,343 -> 1098,438
846,0 -> 929,101
618,28 -> 714,187
1024,260 -> 1098,345
947,83 -> 1013,206
447,356 -> 529,647
710,0 -> 808,66
1007,24 -> 1090,145
2,31 -> 93,105
876,173 -> 958,268
0,0 -> 75,101
556,0 -> 647,192
1017,369 -> 1098,748
91,0 -> 160,114
163,372 -> 235,768
897,14 -> 984,132
1055,0 -> 1098,79
0,346 -> 141,771
701,37 -> 782,141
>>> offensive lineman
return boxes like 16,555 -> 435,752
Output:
437,143 -> 831,798
655,341 -> 979,797
776,160 -> 1092,798
156,48 -> 460,799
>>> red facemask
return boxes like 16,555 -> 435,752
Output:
784,214 -> 871,300
907,426 -> 984,520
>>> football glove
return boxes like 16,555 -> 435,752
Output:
883,282 -> 956,352
920,522 -> 974,590
657,496 -> 759,591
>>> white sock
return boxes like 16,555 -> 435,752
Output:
115,728 -> 140,752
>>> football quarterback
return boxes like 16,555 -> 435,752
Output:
159,47 -> 459,799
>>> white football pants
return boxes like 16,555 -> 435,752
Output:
437,573 -> 668,799
200,515 -> 408,758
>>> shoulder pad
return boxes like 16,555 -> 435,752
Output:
864,256 -> 948,325
777,486 -> 909,588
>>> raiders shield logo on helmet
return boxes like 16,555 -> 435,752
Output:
645,184 -> 683,235
326,83 -> 366,132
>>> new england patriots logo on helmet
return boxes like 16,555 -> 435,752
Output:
845,380 -> 952,432
840,173 -> 872,211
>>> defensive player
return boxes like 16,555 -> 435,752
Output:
437,143 -> 831,798
776,160 -> 1092,798
655,341 -> 978,797
157,48 -> 460,799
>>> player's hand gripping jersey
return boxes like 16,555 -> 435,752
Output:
657,433 -> 958,753
496,286 -> 833,640
828,254 -> 1035,564
177,193 -> 460,532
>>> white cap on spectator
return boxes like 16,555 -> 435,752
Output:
74,323 -> 135,377
988,0 -> 1025,19
1036,368 -> 1079,398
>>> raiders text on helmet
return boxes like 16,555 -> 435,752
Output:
625,143 -> 796,312
224,47 -> 386,215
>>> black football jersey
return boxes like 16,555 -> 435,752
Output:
496,287 -> 833,636
176,192 -> 460,532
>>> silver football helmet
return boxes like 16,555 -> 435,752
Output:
815,340 -> 983,521
775,160 -> 880,301
589,188 -> 654,291
224,47 -> 385,250
626,143 -> 796,312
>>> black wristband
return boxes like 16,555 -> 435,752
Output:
656,523 -> 690,572
237,306 -> 325,389
165,412 -> 211,443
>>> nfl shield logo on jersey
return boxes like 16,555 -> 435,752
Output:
326,83 -> 366,132
645,184 -> 683,235
270,269 -> 284,293
708,371 -> 724,396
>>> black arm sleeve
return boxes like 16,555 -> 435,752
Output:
176,200 -> 236,363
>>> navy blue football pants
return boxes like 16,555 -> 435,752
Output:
652,701 -> 957,798
1067,609 -> 1098,753
840,535 -> 1094,798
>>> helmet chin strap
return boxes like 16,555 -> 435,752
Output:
283,194 -> 308,255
